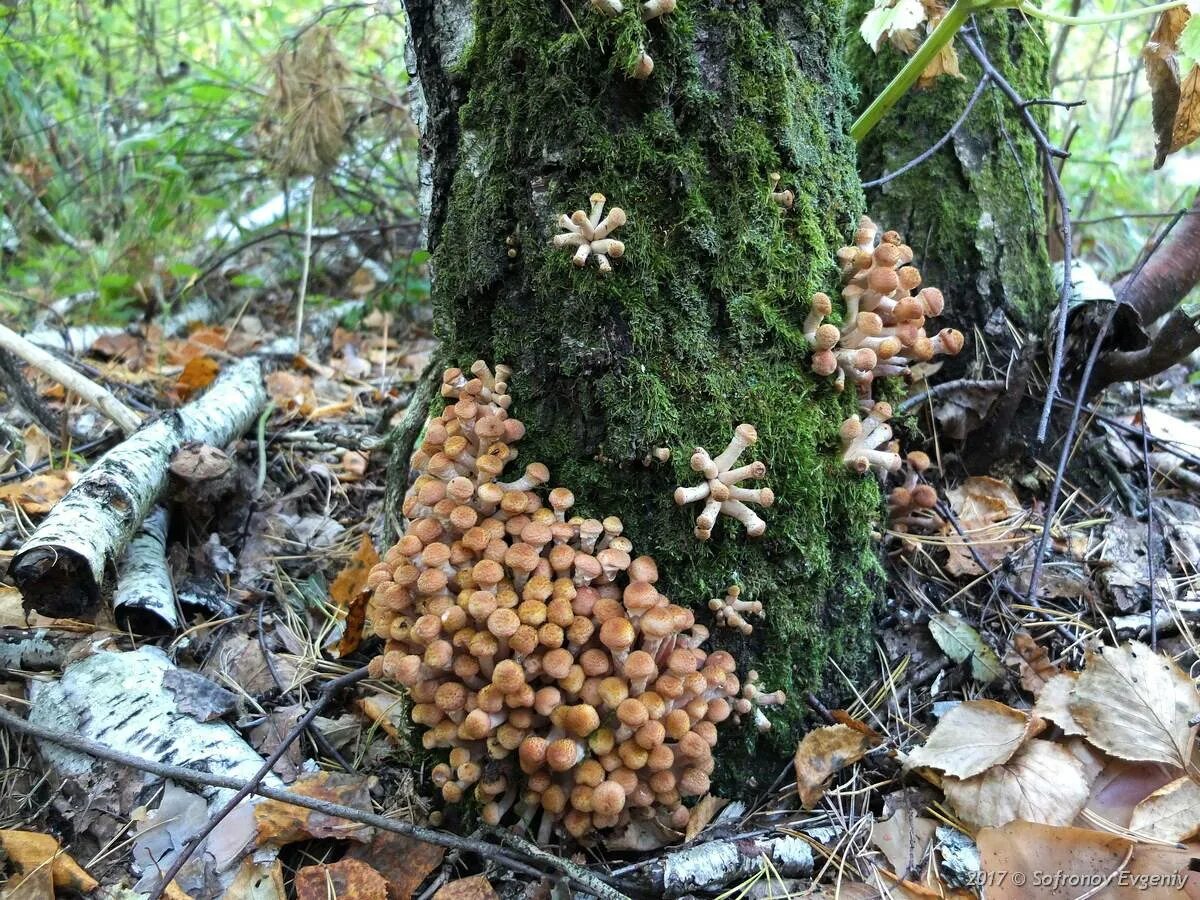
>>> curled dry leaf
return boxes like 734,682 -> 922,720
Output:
1005,630 -> 1060,695
1144,6 -> 1200,168
0,469 -> 77,515
327,534 -> 378,658
928,613 -> 1003,683
905,700 -> 1031,779
942,739 -> 1091,830
1129,776 -> 1200,843
1032,673 -> 1086,736
684,793 -> 727,843
357,690 -> 410,743
976,820 -> 1199,900
794,723 -> 879,808
1068,642 -> 1200,768
0,829 -> 98,895
294,858 -> 388,900
946,476 -> 1022,524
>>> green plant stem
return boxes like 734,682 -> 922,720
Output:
1018,0 -> 1186,26
851,0 -> 1013,142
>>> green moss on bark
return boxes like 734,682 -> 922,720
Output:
847,8 -> 1054,369
424,0 -> 881,786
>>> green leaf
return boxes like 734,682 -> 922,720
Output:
229,273 -> 265,288
168,261 -> 201,278
1180,13 -> 1200,66
929,612 -> 1003,683
188,82 -> 233,104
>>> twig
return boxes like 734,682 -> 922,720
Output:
146,665 -> 372,900
1022,209 -> 1188,608
0,349 -> 63,435
294,181 -> 317,347
958,31 -> 1073,448
2,163 -> 83,253
896,378 -> 1006,414
481,826 -> 630,900
862,75 -> 992,190
0,322 -> 142,435
0,706 -> 625,898
1137,384 -> 1160,649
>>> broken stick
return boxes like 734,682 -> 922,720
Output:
10,358 -> 266,619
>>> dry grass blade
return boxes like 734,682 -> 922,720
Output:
261,26 -> 348,177
1068,642 -> 1200,768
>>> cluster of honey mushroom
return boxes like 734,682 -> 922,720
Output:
366,363 -> 784,840
811,217 -> 964,480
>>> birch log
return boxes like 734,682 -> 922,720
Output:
113,506 -> 179,634
11,358 -> 266,618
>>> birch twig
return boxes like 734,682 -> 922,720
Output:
0,322 -> 142,434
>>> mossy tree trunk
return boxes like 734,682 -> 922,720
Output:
398,0 -> 881,781
847,7 -> 1055,378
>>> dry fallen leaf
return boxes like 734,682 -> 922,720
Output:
0,470 -> 77,515
794,723 -> 878,808
1083,757 -> 1180,830
21,425 -> 51,468
870,808 -> 937,879
1005,631 -> 1060,695
224,858 -> 286,900
977,820 -> 1200,899
1068,642 -> 1200,768
254,772 -> 374,846
175,356 -> 220,400
346,832 -> 445,900
942,739 -> 1091,830
357,691 -> 410,743
1,585 -> 28,627
432,875 -> 499,900
905,700 -> 1030,779
1129,776 -> 1200,843
265,370 -> 317,416
946,476 -> 1022,524
294,858 -> 388,900
1032,673 -> 1085,736
684,793 -> 727,843
328,534 -> 378,658
0,829 -> 98,895
928,613 -> 1003,683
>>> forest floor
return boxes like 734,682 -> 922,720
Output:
2,245 -> 1200,900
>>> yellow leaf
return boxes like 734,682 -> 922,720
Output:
1129,776 -> 1200,843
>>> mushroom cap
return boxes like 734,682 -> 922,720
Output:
810,292 -> 832,316
814,324 -> 841,351
811,349 -> 838,377
593,781 -> 626,816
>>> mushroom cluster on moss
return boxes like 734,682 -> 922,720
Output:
806,216 -> 964,404
588,0 -> 675,78
673,424 -> 774,540
366,363 -> 785,840
709,585 -> 763,635
552,193 -> 626,274
887,451 -> 943,550
839,402 -> 902,477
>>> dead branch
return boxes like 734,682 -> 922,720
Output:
112,506 -> 178,633
0,322 -> 142,434
10,358 -> 267,619
1112,191 -> 1200,326
1093,308 -> 1200,389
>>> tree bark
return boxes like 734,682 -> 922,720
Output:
848,8 -> 1056,377
1112,189 -> 1200,327
398,0 -> 882,771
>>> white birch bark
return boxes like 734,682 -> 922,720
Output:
11,358 -> 266,618
113,506 -> 179,633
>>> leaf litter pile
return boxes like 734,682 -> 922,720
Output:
4,284 -> 1200,898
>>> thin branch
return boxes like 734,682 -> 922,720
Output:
1137,384 -> 1159,650
862,76 -> 992,190
0,705 -> 631,899
958,30 -> 1074,449
1093,308 -> 1200,389
0,322 -> 142,434
2,163 -> 84,253
896,378 -> 1006,414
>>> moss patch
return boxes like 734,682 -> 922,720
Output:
423,0 -> 881,788
847,7 -> 1054,369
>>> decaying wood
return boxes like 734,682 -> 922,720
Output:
11,358 -> 266,619
28,647 -> 277,892
0,321 -> 142,434
113,506 -> 178,633
627,833 -> 814,898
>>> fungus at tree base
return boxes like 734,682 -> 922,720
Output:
673,424 -> 774,541
367,363 -> 786,840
